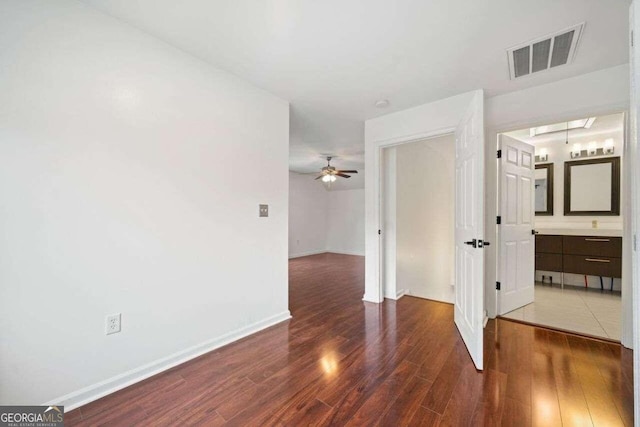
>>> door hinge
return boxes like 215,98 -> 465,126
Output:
496,216 -> 501,225
634,234 -> 637,251
378,229 -> 381,235
497,149 -> 502,159
496,282 -> 501,290
632,30 -> 634,47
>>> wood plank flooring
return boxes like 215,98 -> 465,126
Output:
67,253 -> 633,426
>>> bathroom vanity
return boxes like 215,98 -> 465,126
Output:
535,230 -> 622,289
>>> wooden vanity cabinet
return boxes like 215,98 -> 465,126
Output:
535,234 -> 622,279
534,235 -> 562,272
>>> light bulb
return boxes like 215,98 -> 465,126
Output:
322,175 -> 331,183
571,143 -> 581,159
537,148 -> 548,162
330,175 -> 337,182
587,141 -> 597,156
604,138 -> 615,154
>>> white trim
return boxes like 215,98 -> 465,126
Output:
385,288 -> 406,300
629,3 -> 639,421
288,250 -> 327,259
45,311 -> 292,411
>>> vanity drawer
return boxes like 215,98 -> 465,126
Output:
562,236 -> 622,257
563,255 -> 622,278
535,235 -> 563,254
535,253 -> 562,272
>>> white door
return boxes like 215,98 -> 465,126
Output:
497,135 -> 535,315
454,91 -> 485,370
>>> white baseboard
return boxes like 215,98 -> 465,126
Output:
289,250 -> 365,259
385,289 -> 406,300
362,293 -> 383,303
325,250 -> 365,257
45,310 -> 292,411
289,250 -> 326,259
288,250 -> 326,259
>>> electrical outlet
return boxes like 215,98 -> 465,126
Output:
259,204 -> 269,217
106,313 -> 121,335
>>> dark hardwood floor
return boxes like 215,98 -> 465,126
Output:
67,253 -> 633,426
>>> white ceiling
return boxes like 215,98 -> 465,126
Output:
504,112 -> 625,145
82,0 -> 630,174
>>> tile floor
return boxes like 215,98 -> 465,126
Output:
502,283 -> 622,340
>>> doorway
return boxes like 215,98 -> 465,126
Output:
496,112 -> 627,341
382,134 -> 456,303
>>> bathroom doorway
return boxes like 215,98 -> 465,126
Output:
496,112 -> 627,341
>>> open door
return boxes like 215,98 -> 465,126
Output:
497,135 -> 535,315
454,91 -> 484,370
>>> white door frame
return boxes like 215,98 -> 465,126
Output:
365,126 -> 456,303
491,106 -> 632,348
364,91 -> 482,303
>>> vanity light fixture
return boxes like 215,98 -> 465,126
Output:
570,143 -> 582,159
587,141 -> 598,156
604,138 -> 615,155
537,148 -> 548,162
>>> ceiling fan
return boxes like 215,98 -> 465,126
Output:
315,156 -> 358,183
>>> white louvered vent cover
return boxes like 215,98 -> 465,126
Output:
507,23 -> 584,80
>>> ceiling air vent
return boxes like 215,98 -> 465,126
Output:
507,23 -> 584,80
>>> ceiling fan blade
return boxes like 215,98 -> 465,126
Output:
337,170 -> 358,174
315,175 -> 324,180
336,173 -> 351,178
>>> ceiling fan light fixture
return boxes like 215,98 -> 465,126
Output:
321,174 -> 336,183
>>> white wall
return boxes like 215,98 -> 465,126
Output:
289,172 -> 365,258
0,0 -> 289,407
396,135 -> 455,303
326,190 -> 365,256
289,172 -> 328,258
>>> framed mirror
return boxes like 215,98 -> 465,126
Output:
535,163 -> 554,215
564,157 -> 620,216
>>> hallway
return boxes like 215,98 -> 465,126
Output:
67,253 -> 633,425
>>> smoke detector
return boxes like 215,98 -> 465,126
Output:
507,23 -> 584,80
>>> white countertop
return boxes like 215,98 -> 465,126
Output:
535,228 -> 623,237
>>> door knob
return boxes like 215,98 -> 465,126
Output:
464,239 -> 477,248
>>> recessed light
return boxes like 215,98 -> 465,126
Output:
375,99 -> 390,108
